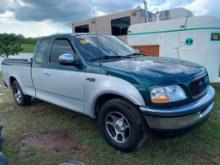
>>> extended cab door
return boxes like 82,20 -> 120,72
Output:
32,36 -> 85,113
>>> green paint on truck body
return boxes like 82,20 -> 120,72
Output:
86,56 -> 208,107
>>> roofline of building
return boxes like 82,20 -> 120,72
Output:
72,7 -> 145,25
72,7 -> 193,25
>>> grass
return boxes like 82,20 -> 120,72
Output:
0,74 -> 220,165
21,44 -> 35,52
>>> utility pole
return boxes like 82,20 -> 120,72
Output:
92,0 -> 98,34
143,0 -> 148,23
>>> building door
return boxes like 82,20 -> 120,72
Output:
160,32 -> 180,59
178,31 -> 206,66
133,45 -> 159,56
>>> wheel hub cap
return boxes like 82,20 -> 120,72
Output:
115,119 -> 126,132
105,111 -> 131,143
14,88 -> 22,103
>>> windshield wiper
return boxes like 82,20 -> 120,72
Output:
90,56 -> 124,62
90,53 -> 141,62
127,52 -> 142,56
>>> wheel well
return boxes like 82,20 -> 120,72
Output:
94,94 -> 138,117
9,76 -> 16,87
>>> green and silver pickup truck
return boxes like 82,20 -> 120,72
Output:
1,34 -> 215,152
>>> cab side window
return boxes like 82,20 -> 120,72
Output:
35,39 -> 49,64
50,39 -> 74,64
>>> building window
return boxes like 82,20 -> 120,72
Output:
75,25 -> 89,33
111,17 -> 130,36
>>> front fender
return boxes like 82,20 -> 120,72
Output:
84,73 -> 145,118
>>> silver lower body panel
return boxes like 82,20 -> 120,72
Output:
145,102 -> 213,130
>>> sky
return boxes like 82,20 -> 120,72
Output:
0,0 -> 219,37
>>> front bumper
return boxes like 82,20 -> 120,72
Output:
140,86 -> 215,132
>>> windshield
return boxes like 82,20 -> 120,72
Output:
73,35 -> 136,62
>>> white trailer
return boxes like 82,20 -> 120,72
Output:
128,16 -> 220,82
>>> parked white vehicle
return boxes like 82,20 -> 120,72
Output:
128,16 -> 220,83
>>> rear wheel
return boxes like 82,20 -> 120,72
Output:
12,80 -> 32,106
98,98 -> 147,152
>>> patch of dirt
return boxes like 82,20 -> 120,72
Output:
0,107 -> 14,113
198,153 -> 220,165
0,82 -> 8,103
0,93 -> 4,103
18,131 -> 90,158
0,83 -> 7,92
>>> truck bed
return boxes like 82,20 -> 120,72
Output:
1,58 -> 35,97
2,58 -> 32,67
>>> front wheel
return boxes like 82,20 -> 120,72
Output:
98,98 -> 147,152
12,80 -> 32,106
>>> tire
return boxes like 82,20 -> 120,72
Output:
12,80 -> 32,106
98,98 -> 147,152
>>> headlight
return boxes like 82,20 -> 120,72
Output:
150,85 -> 187,103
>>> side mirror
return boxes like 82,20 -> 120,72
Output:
58,53 -> 75,65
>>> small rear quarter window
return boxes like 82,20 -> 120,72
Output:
35,39 -> 49,64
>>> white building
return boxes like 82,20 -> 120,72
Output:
72,7 -> 220,82
72,7 -> 192,42
128,16 -> 220,82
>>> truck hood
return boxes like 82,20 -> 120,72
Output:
102,56 -> 206,84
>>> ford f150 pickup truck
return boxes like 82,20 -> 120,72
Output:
1,34 -> 215,152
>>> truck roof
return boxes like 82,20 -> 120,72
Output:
38,33 -> 104,40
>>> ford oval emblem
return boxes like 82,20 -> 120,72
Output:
199,80 -> 204,87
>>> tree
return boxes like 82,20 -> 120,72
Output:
0,33 -> 23,58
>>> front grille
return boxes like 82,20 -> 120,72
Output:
189,75 -> 209,97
